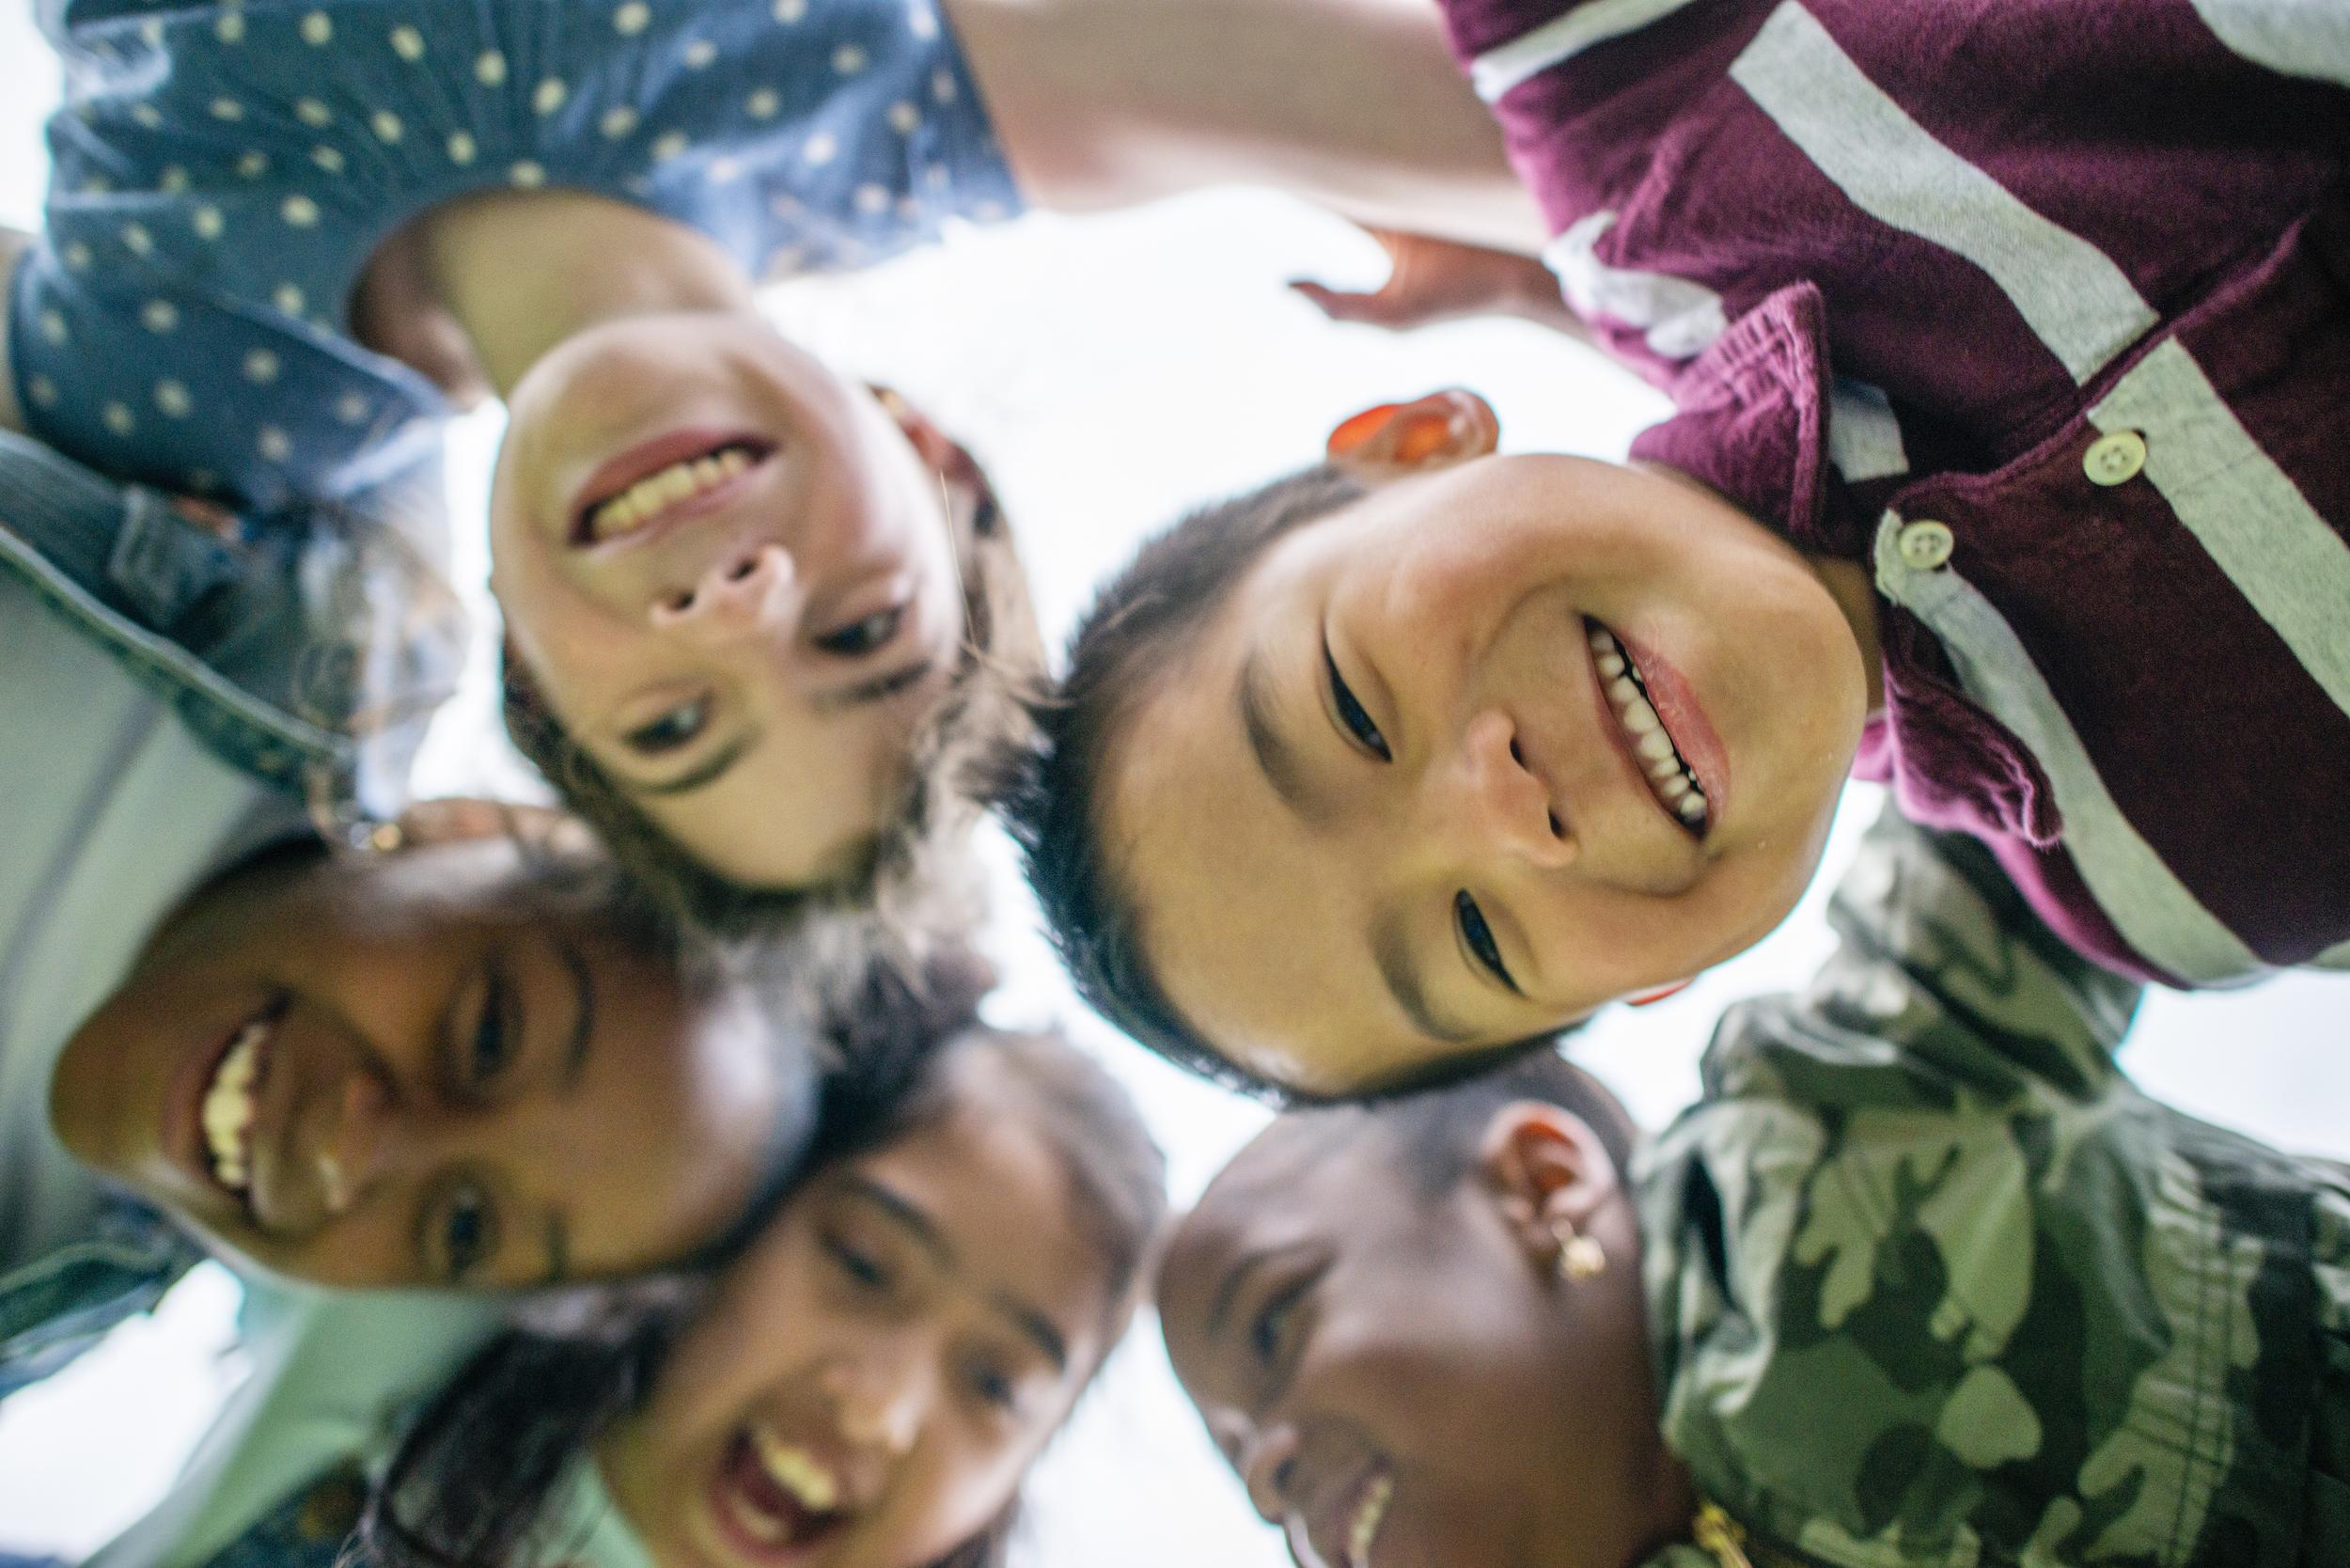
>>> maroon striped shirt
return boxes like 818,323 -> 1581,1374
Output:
1436,0 -> 2350,985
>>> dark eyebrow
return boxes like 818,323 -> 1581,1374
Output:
838,1174 -> 1071,1374
553,936 -> 594,1091
816,657 -> 936,715
1237,649 -> 1326,827
632,727 -> 760,799
1372,905 -> 1482,1048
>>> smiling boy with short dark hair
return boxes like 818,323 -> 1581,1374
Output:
1005,0 -> 2350,1100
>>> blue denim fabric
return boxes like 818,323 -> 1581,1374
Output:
0,1195 -> 198,1405
0,427 -> 462,826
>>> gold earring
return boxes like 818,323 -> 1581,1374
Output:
1551,1217 -> 1607,1282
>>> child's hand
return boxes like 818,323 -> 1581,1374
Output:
1291,226 -> 1576,334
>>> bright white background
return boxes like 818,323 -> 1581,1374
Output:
2,6 -> 2345,1561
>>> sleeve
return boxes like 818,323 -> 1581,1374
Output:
1709,801 -> 2145,1113
1645,805 -> 2162,1559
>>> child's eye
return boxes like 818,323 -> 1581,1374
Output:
813,604 -> 904,657
431,1181 -> 500,1284
822,1231 -> 893,1292
964,1356 -> 1021,1413
623,697 -> 709,756
1249,1275 -> 1313,1369
467,964 -> 513,1087
1324,643 -> 1390,760
1455,891 -> 1519,993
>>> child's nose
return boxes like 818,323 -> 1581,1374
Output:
1239,1421 -> 1302,1526
1442,709 -> 1577,871
647,542 -> 799,641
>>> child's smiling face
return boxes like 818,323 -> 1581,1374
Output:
1157,1098 -> 1673,1568
488,313 -> 968,893
1101,396 -> 1870,1094
600,1044 -> 1117,1568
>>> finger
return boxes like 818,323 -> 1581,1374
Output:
1287,278 -> 1402,328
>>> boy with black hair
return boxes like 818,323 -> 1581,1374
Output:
1003,0 -> 2350,1100
1158,805 -> 2350,1568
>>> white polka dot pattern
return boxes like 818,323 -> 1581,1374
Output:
16,0 -> 1023,510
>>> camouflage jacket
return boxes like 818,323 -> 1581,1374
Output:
1633,808 -> 2346,1568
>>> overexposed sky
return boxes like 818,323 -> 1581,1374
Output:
2,8 -> 2346,1563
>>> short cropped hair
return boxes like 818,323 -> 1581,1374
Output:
1371,1047 -> 1640,1199
994,463 -> 1370,1096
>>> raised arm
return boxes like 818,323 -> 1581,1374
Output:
943,0 -> 1552,255
1796,805 -> 2146,1094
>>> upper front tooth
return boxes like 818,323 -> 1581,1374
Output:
1678,794 -> 1708,823
719,447 -> 750,476
751,1427 -> 839,1511
1587,624 -> 1617,653
1349,1474 -> 1394,1567
1622,698 -> 1661,736
1637,729 -> 1676,761
1607,677 -> 1639,708
1596,651 -> 1625,679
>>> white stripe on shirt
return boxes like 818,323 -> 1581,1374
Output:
2189,0 -> 2350,88
1872,513 -> 2266,986
1827,380 -> 1910,482
1543,210 -> 1729,359
1730,2 -> 2158,385
1471,0 -> 1702,102
2090,339 -> 2350,724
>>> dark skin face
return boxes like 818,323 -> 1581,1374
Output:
1158,1103 -> 1692,1568
50,834 -> 796,1289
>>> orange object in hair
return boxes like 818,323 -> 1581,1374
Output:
1326,404 -> 1402,457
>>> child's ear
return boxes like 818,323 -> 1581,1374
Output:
1325,389 -> 1499,476
1474,1102 -> 1620,1270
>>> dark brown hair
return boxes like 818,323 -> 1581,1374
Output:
991,463 -> 1375,1099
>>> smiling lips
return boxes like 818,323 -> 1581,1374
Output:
712,1419 -> 852,1561
570,428 -> 775,546
1585,620 -> 1710,836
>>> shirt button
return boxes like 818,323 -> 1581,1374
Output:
2083,430 -> 2147,487
1896,519 -> 1955,571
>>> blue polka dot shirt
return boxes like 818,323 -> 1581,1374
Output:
11,0 -> 1022,512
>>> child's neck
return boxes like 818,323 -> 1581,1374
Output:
1809,556 -> 1888,715
398,190 -> 757,397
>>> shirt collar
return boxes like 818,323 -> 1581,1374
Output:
1627,283 -> 1842,554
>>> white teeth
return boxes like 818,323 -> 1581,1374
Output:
749,1425 -> 840,1514
587,446 -> 755,541
1347,1473 -> 1394,1568
201,1020 -> 266,1193
1590,620 -> 1710,835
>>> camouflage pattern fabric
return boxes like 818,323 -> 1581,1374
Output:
1633,807 -> 2344,1568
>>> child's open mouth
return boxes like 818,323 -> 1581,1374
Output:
570,431 -> 775,546
194,998 -> 284,1207
708,1419 -> 853,1563
1587,619 -> 1710,837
